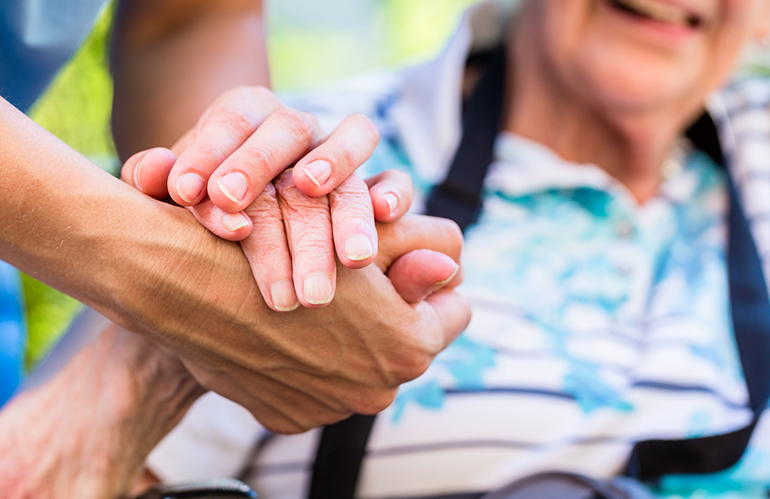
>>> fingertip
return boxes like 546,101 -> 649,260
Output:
304,160 -> 332,189
299,272 -> 335,308
220,212 -> 253,241
450,265 -> 465,288
387,249 -> 459,303
429,261 -> 461,293
137,148 -> 177,199
292,164 -> 329,197
371,190 -> 400,222
366,170 -> 413,222
188,202 -> 253,241
269,279 -> 300,312
338,233 -> 376,269
170,171 -> 206,206
338,254 -> 376,269
219,172 -> 249,201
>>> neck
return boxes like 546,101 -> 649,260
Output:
502,14 -> 691,203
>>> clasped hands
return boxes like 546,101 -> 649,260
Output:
0,85 -> 471,499
119,85 -> 472,432
122,85 -> 459,310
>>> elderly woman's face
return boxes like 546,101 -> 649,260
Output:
527,0 -> 770,115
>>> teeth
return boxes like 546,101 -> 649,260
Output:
614,0 -> 694,26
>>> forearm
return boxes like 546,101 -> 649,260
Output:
111,0 -> 269,158
0,326 -> 204,499
0,97 -> 264,343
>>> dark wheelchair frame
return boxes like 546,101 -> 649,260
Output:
136,478 -> 257,499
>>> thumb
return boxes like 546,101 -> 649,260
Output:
375,214 -> 463,271
387,249 -> 463,304
121,147 -> 177,200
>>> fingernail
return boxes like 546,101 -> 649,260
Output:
222,212 -> 249,232
218,172 -> 249,204
134,151 -> 149,191
430,263 -> 460,292
344,234 -> 374,261
270,279 -> 300,312
177,172 -> 205,204
304,160 -> 332,188
304,272 -> 333,305
383,193 -> 399,216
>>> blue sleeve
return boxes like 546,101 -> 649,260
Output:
0,261 -> 26,407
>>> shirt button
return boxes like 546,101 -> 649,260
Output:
661,158 -> 683,180
616,220 -> 634,238
617,263 -> 633,275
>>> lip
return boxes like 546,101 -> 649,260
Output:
599,0 -> 707,44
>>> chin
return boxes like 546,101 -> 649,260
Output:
583,64 -> 696,115
567,38 -> 709,117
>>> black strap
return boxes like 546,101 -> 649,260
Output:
627,113 -> 770,480
308,414 -> 377,499
307,48 -> 507,499
425,47 -> 507,230
308,48 -> 770,497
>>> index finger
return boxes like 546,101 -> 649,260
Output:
292,114 -> 379,197
167,86 -> 282,206
206,109 -> 324,213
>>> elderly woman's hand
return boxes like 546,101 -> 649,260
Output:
121,86 -> 413,310
0,325 -> 204,499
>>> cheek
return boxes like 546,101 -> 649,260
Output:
537,1 -> 754,114
724,0 -> 770,38
697,1 -> 760,87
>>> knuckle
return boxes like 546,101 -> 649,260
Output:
391,351 -> 432,384
272,169 -> 296,191
443,218 -> 464,254
348,389 -> 398,415
275,182 -> 304,207
332,196 -> 373,229
248,198 -> 283,224
249,85 -> 280,105
250,183 -> 279,210
213,105 -> 259,137
252,238 -> 289,264
219,85 -> 255,108
289,225 -> 333,252
346,174 -> 369,191
332,175 -> 369,198
242,143 -> 277,172
226,85 -> 252,99
302,111 -> 322,130
272,108 -> 314,143
192,140 -> 227,167
332,141 -> 360,169
278,188 -> 330,216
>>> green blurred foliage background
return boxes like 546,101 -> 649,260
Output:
21,0 -> 770,368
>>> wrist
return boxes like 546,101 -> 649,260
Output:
0,325 -> 204,499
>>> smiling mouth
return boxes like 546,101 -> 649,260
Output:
609,0 -> 702,28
